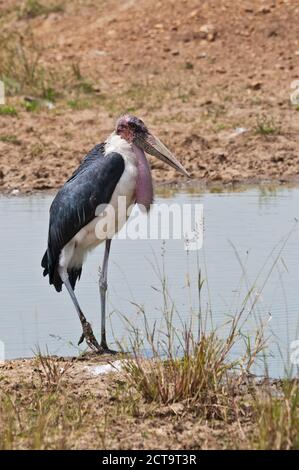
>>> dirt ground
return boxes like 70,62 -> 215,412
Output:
0,355 -> 258,450
0,0 -> 299,193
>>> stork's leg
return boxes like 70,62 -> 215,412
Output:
60,269 -> 101,352
99,239 -> 117,353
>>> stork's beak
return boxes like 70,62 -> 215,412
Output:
135,133 -> 190,177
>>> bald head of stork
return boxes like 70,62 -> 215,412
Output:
116,114 -> 189,177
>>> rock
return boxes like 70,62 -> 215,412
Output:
45,101 -> 55,110
169,402 -> 185,414
185,61 -> 194,69
199,98 -> 213,106
268,29 -> 278,38
198,24 -> 217,42
247,81 -> 263,90
226,128 -> 248,140
216,67 -> 226,74
94,50 -> 108,57
210,172 -> 223,181
234,127 -> 248,135
215,152 -> 227,163
197,52 -> 207,59
257,6 -> 271,14
189,9 -> 199,18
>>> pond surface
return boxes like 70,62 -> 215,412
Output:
0,185 -> 299,378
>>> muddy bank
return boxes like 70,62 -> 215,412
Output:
1,0 -> 299,193
1,121 -> 299,194
0,355 -> 291,450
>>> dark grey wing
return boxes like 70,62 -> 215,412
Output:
66,143 -> 105,182
41,148 -> 125,291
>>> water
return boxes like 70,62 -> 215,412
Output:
0,185 -> 299,377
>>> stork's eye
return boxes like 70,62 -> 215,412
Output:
117,124 -> 125,133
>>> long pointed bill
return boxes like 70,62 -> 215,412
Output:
135,133 -> 190,177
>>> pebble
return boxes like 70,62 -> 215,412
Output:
10,189 -> 20,195
198,24 -> 217,42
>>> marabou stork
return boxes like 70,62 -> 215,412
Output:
41,115 -> 189,353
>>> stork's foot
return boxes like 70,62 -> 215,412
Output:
97,342 -> 119,355
78,321 -> 102,352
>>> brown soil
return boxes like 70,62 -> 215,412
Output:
0,356 -> 256,450
0,0 -> 299,193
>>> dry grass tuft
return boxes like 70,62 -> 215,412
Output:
33,350 -> 74,391
252,380 -> 299,449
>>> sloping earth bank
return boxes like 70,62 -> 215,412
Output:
0,0 -> 299,193
0,356 -> 262,450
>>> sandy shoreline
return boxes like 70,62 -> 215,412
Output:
0,355 -> 290,450
1,1 -> 299,194
1,119 -> 299,194
2,175 -> 299,198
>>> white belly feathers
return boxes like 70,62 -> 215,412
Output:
59,134 -> 138,271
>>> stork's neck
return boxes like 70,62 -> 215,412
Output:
132,143 -> 153,212
104,133 -> 153,211
104,132 -> 135,162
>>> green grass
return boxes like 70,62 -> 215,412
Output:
185,62 -> 194,70
74,81 -> 96,95
42,87 -> 59,102
33,349 -> 74,391
0,31 -> 52,98
0,353 -> 110,450
67,98 -> 93,110
0,32 -> 74,101
123,332 -> 238,411
0,105 -> 17,116
18,0 -> 64,19
214,122 -> 228,132
121,302 -> 265,422
117,249 -> 264,421
23,99 -> 40,112
30,143 -> 44,157
252,380 -> 299,449
255,115 -> 281,135
0,388 -> 84,450
0,135 -> 21,145
70,62 -> 97,95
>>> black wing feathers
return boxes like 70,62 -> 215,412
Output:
66,144 -> 105,183
41,145 -> 125,292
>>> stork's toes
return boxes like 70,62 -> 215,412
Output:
78,321 -> 101,352
78,332 -> 85,346
98,345 -> 119,355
